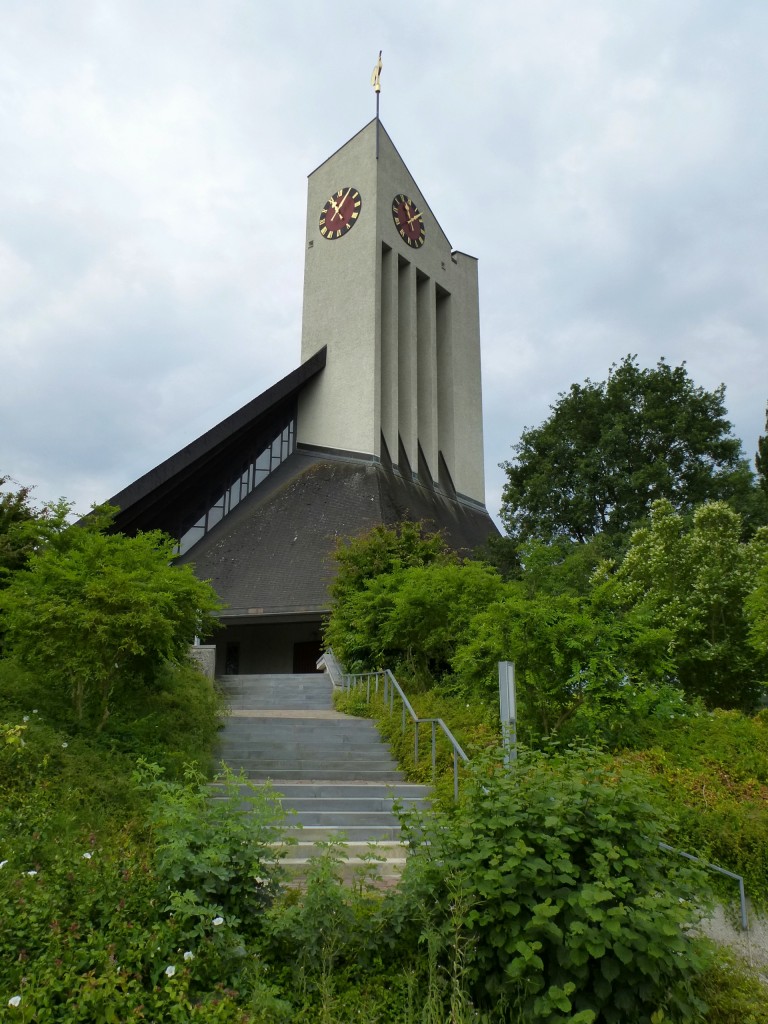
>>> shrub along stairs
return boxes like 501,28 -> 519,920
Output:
213,672 -> 431,882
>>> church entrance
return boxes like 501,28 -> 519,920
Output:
292,640 -> 323,673
214,619 -> 325,675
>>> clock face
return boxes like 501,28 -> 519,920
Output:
392,193 -> 426,248
319,187 -> 362,239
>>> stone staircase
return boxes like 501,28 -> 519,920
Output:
213,672 -> 431,883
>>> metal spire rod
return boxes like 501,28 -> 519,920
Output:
371,50 -> 382,159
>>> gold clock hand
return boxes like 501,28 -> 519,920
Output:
406,209 -> 421,227
337,188 -> 351,217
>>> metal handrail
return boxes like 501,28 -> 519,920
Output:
339,662 -> 469,800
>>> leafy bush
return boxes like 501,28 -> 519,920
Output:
391,746 -> 712,1024
0,518 -> 221,732
135,760 -> 290,940
264,840 -> 378,985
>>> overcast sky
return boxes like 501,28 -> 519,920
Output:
2,1 -> 767,530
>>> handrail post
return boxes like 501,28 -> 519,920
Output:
738,876 -> 748,931
414,720 -> 419,764
431,720 -> 436,781
453,749 -> 459,802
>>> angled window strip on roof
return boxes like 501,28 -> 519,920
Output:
107,347 -> 327,541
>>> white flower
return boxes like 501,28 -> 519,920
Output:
212,916 -> 224,927
26,870 -> 38,877
8,995 -> 21,1008
183,951 -> 194,961
0,860 -> 8,869
82,852 -> 92,860
61,742 -> 68,749
22,716 -> 29,723
32,709 -> 38,714
165,965 -> 176,978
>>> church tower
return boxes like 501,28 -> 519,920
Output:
105,118 -> 498,674
297,119 -> 485,506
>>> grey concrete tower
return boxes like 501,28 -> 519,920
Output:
297,119 -> 486,507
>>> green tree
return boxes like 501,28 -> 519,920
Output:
450,582 -> 671,737
757,402 -> 768,495
329,521 -> 454,600
0,517 -> 222,732
598,499 -> 768,709
325,522 -> 457,671
501,356 -> 762,544
745,556 -> 768,658
0,476 -> 72,586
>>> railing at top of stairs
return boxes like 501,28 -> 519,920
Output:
319,649 -> 468,801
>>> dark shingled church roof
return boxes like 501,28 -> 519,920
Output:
176,450 -> 499,619
106,344 -> 498,621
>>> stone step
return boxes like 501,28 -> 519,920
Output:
219,716 -> 377,728
210,780 -> 429,798
219,724 -> 380,737
218,716 -> 376,724
218,745 -> 393,761
222,681 -> 331,691
237,768 -> 407,782
220,725 -> 384,737
270,783 -> 431,799
219,734 -> 385,745
278,797 -> 429,813
224,700 -> 334,710
285,826 -> 404,842
287,810 -> 401,826
283,848 -> 406,879
218,747 -> 397,760
214,759 -> 400,773
223,685 -> 333,694
218,676 -> 331,695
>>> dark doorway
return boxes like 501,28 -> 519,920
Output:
293,640 -> 323,673
224,642 -> 240,674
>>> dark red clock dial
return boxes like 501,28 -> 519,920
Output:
392,193 -> 425,248
319,187 -> 362,239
